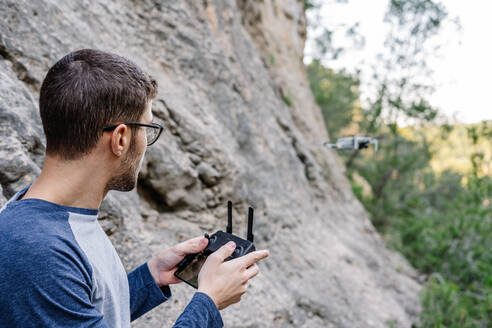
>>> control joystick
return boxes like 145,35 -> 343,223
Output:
174,201 -> 256,288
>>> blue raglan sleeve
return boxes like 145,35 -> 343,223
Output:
128,263 -> 172,321
128,264 -> 223,328
173,293 -> 224,328
0,237 -> 109,328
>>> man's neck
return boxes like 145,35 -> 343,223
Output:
21,154 -> 110,210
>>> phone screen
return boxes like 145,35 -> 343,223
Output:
174,252 -> 209,289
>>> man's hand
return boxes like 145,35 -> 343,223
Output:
197,241 -> 270,310
147,236 -> 209,287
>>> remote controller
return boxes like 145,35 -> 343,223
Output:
174,201 -> 256,289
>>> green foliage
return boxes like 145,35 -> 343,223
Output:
350,181 -> 364,201
397,176 -> 492,327
348,131 -> 434,231
400,122 -> 492,176
306,8 -> 488,328
351,131 -> 492,327
420,277 -> 479,328
387,0 -> 447,41
303,0 -> 315,11
306,59 -> 360,138
305,1 -> 483,325
282,94 -> 292,107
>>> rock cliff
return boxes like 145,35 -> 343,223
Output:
0,0 -> 420,327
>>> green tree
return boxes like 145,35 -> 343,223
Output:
306,59 -> 360,138
304,1 -> 492,327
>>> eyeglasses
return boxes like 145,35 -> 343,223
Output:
103,122 -> 164,146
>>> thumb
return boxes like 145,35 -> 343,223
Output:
173,236 -> 209,256
212,241 -> 236,262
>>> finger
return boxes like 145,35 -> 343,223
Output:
239,281 -> 248,295
244,264 -> 260,280
240,250 -> 270,268
211,241 -> 236,262
173,236 -> 209,256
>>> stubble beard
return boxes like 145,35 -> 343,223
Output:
105,137 -> 144,192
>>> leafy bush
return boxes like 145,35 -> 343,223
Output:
354,152 -> 492,327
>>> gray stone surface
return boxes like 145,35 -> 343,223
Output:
0,1 -> 420,327
0,184 -> 6,207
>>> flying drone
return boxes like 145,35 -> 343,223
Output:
323,135 -> 378,152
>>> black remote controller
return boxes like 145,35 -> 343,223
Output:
174,201 -> 256,289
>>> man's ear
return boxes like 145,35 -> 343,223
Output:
110,124 -> 130,157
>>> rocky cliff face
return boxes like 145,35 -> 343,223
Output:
0,1 -> 420,327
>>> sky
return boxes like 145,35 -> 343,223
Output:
304,0 -> 492,124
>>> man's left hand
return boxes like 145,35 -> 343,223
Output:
147,236 -> 208,287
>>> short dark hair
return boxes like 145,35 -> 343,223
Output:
39,49 -> 157,160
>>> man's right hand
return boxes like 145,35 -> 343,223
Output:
197,241 -> 269,310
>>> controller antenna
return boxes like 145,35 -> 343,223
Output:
247,207 -> 254,242
227,201 -> 233,234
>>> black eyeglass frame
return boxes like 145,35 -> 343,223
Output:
103,122 -> 164,146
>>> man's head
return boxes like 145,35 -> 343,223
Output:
39,49 -> 158,191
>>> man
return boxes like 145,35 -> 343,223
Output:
0,49 -> 269,327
